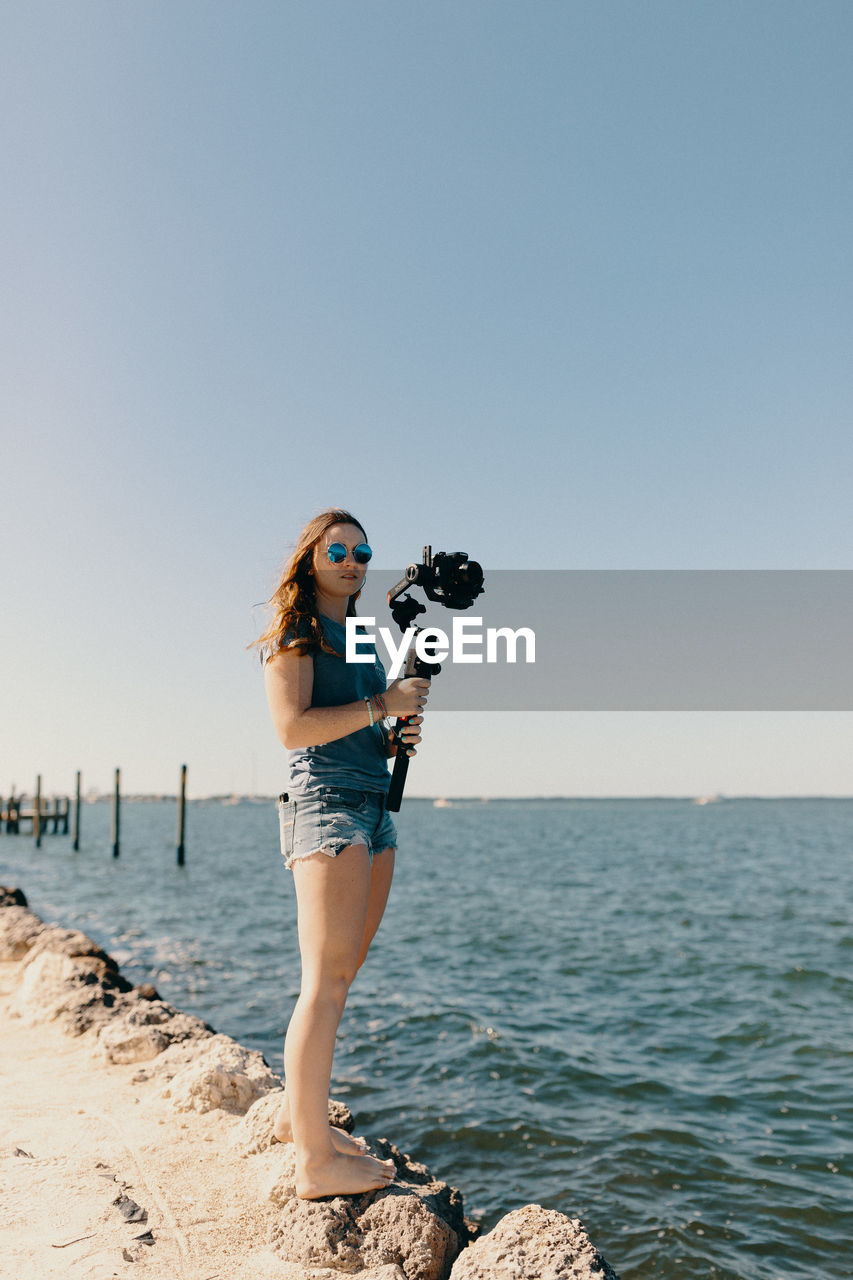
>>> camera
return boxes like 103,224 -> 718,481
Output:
404,547 -> 484,610
388,546 -> 484,630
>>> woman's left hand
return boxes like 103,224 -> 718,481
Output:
388,714 -> 423,757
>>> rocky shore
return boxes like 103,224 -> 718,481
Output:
0,886 -> 620,1279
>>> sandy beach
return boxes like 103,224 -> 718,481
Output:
1,962 -> 306,1280
0,889 -> 619,1280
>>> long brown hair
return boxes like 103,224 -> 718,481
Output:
252,508 -> 368,660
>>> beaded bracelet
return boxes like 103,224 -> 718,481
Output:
364,696 -> 375,727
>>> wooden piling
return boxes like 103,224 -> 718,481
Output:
177,763 -> 187,866
73,771 -> 81,850
34,775 -> 42,848
111,769 -> 120,858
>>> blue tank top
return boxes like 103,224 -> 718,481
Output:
267,614 -> 391,796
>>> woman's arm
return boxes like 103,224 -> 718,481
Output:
264,647 -> 429,750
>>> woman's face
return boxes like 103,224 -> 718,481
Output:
310,522 -> 369,607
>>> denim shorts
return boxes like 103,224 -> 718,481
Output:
278,786 -> 397,871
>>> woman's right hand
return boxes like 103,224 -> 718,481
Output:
384,676 -> 430,719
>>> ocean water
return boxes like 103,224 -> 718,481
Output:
1,797 -> 851,1280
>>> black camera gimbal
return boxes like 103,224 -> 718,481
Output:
385,546 -> 484,812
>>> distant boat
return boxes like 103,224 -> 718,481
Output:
433,797 -> 452,808
693,793 -> 724,805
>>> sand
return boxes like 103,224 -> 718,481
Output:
0,962 -> 323,1280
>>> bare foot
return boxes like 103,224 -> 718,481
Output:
274,1099 -> 367,1155
296,1150 -> 396,1200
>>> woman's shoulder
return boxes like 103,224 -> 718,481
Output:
261,617 -> 316,666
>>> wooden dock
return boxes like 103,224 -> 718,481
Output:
2,768 -> 185,859
1,796 -> 70,836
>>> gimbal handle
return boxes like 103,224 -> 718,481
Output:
386,630 -> 441,812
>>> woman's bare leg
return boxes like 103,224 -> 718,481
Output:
283,843 -> 395,1198
274,849 -> 397,1152
275,845 -> 396,1152
275,846 -> 396,1150
356,845 -> 395,971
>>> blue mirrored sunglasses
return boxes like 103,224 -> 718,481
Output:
326,541 -> 372,565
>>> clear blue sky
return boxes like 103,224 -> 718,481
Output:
2,1 -> 851,797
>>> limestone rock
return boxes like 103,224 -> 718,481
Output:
96,995 -> 213,1063
373,1140 -> 468,1242
264,1267 -> 405,1280
232,1090 -> 286,1156
448,1204 -> 621,1280
268,1142 -> 466,1280
159,1033 -> 281,1114
359,1189 -> 460,1280
7,914 -> 142,1036
0,886 -> 29,907
269,1191 -> 460,1280
270,1197 -> 363,1271
11,948 -> 120,1034
139,1031 -> 223,1082
7,907 -> 214,1053
328,1098 -> 355,1132
0,904 -> 45,960
25,924 -> 132,985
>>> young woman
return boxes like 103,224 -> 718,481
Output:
257,508 -> 429,1199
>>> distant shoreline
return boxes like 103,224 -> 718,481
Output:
63,792 -> 853,803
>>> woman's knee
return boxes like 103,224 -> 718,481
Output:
301,966 -> 355,1011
